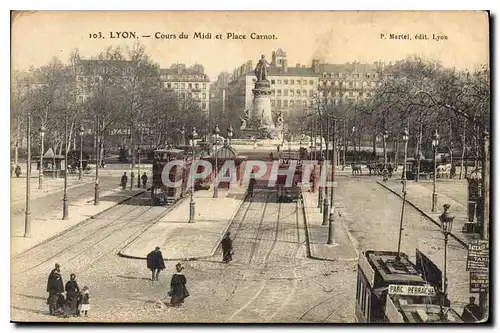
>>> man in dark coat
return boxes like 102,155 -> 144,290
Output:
47,263 -> 64,315
121,172 -> 128,189
221,232 -> 233,263
147,246 -> 166,281
462,296 -> 481,322
169,263 -> 189,306
141,172 -> 148,188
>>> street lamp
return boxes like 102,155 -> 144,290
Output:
79,125 -> 84,180
213,125 -> 220,198
382,130 -> 389,182
439,204 -> 454,298
62,108 -> 69,220
318,153 -> 324,210
38,125 -> 45,189
396,127 -> 409,261
137,145 -> 141,188
432,129 -> 440,212
24,111 -> 32,237
189,127 -> 198,223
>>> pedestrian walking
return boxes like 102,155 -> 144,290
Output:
168,263 -> 189,307
248,174 -> 256,198
46,263 -> 64,316
147,246 -> 166,281
65,273 -> 80,317
121,172 -> 128,189
141,172 -> 148,188
78,286 -> 91,317
221,232 -> 233,263
15,165 -> 21,178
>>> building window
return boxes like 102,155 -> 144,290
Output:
277,89 -> 282,96
303,80 -> 307,85
284,90 -> 288,97
271,100 -> 275,106
181,82 -> 185,88
203,83 -> 207,89
188,83 -> 193,89
271,79 -> 275,84
303,100 -> 307,107
290,90 -> 294,97
303,90 -> 307,96
290,100 -> 294,106
195,83 -> 199,89
202,93 -> 206,99
174,83 -> 178,88
271,89 -> 275,95
290,80 -> 294,84
202,102 -> 207,109
309,80 -> 314,85
284,79 -> 288,84
296,89 -> 301,96
284,100 -> 289,107
277,100 -> 282,107
277,79 -> 282,84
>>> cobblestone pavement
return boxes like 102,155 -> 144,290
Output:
10,176 -> 472,323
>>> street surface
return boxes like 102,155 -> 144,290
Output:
10,175 -> 470,323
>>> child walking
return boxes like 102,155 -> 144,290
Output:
78,286 -> 90,317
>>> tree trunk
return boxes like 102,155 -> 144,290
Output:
459,118 -> 467,180
372,133 -> 377,160
394,138 -> 399,171
416,112 -> 423,182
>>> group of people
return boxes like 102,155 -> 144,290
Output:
120,172 -> 148,189
46,263 -> 90,317
145,236 -> 233,308
146,247 -> 190,307
10,163 -> 21,178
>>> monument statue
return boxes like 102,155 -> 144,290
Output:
276,111 -> 283,128
240,116 -> 247,130
254,55 -> 270,81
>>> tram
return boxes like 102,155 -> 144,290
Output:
277,152 -> 303,202
355,250 -> 463,323
151,148 -> 192,206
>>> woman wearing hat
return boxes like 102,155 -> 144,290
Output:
168,263 -> 189,307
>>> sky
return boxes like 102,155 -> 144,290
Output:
11,11 -> 489,80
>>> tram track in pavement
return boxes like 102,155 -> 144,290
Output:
12,193 -> 183,276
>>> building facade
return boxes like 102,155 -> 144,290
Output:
159,64 -> 210,117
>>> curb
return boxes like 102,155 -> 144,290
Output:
12,189 -> 147,258
118,190 -> 247,261
299,187 -> 358,262
11,179 -> 96,205
376,181 -> 468,249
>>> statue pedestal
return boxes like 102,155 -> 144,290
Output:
252,80 -> 275,131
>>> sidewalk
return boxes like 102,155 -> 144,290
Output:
11,188 -> 146,257
10,175 -> 95,203
119,188 -> 246,260
300,186 -> 358,262
377,180 -> 479,247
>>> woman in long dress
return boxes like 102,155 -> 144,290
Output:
169,263 -> 189,306
65,274 -> 80,316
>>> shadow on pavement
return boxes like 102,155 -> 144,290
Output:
11,306 -> 47,316
17,294 -> 46,301
116,275 -> 151,281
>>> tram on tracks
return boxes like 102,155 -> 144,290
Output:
151,148 -> 193,206
355,250 -> 463,323
277,151 -> 303,202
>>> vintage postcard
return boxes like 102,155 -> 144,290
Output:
10,11 -> 490,323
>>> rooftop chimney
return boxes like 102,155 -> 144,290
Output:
283,59 -> 288,73
296,63 -> 300,68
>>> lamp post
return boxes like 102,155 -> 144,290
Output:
327,116 -> 336,244
382,130 -> 389,181
439,204 -> 454,298
24,111 -> 32,238
137,146 -> 141,188
38,125 -> 45,189
396,127 -> 409,260
62,108 -> 69,220
318,153 -> 324,210
431,129 -> 440,212
94,113 -> 100,205
189,127 -> 197,223
213,125 -> 220,198
79,125 -> 84,180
